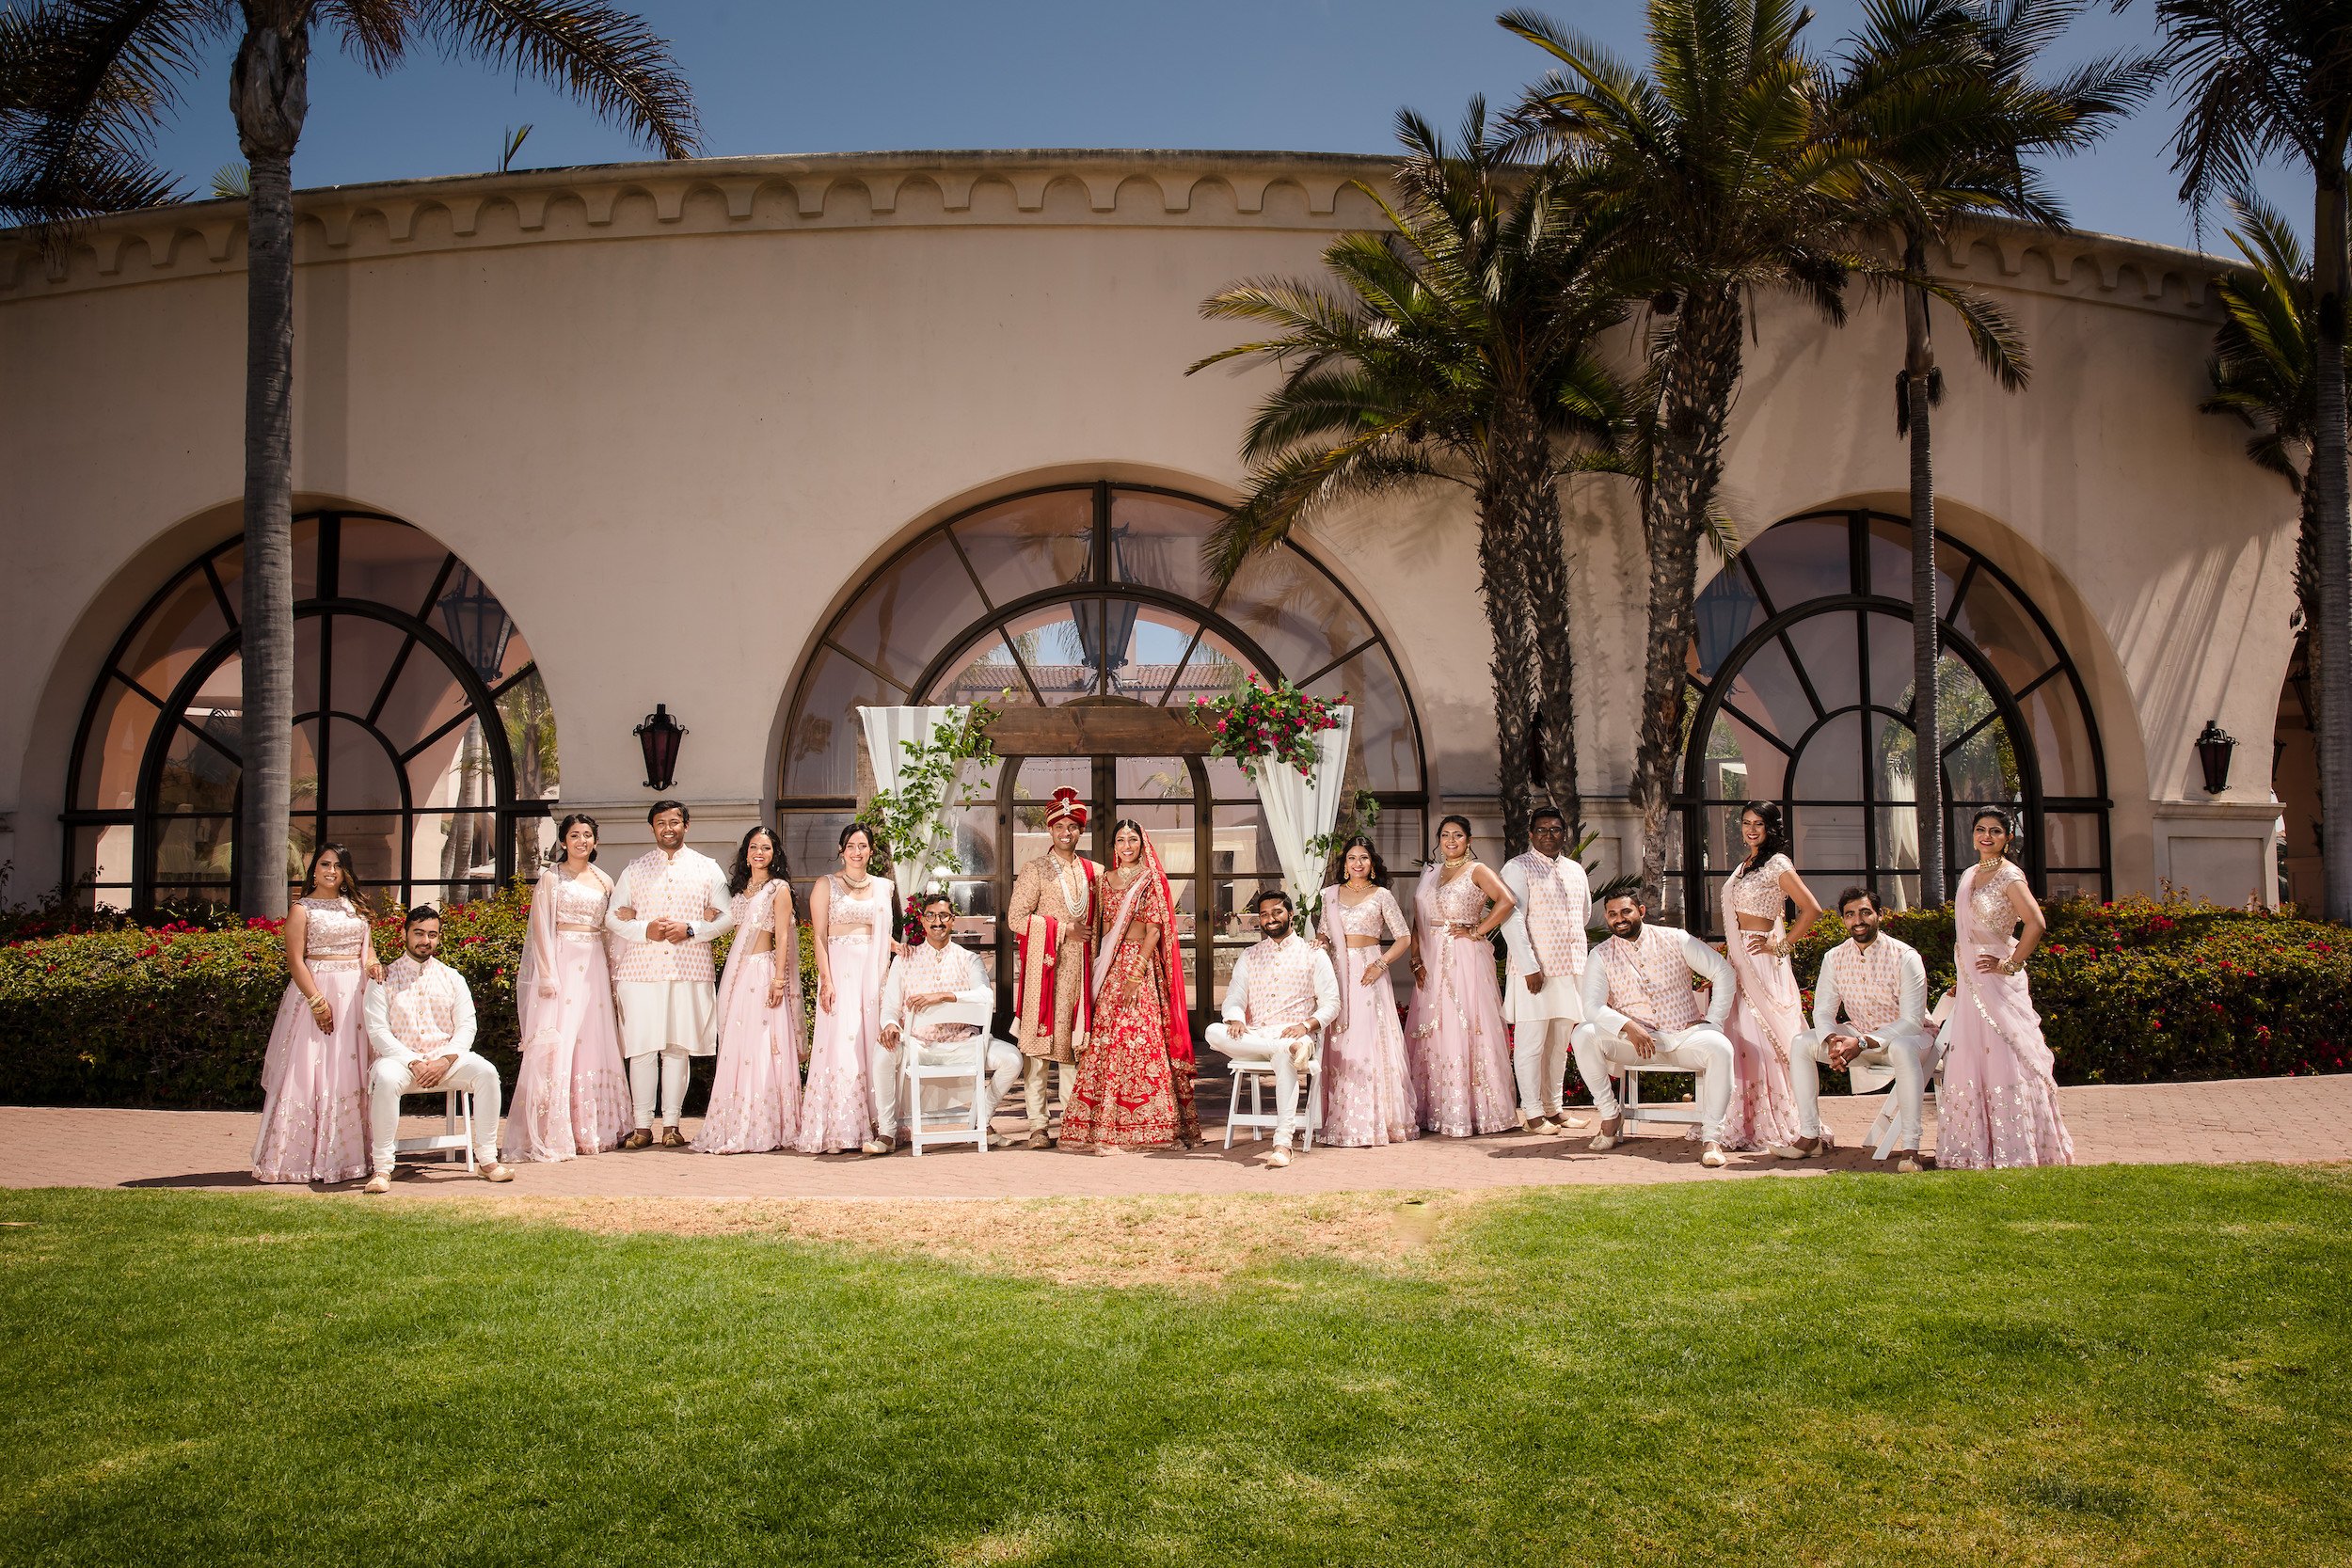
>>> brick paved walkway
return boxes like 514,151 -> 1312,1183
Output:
1,1074 -> 2344,1199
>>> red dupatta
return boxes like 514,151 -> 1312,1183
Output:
1089,828 -> 1195,1066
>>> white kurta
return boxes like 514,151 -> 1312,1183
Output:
1206,934 -> 1341,1145
877,939 -> 1022,1129
1498,852 -> 1590,1024
362,955 -> 501,1168
603,847 -> 736,1058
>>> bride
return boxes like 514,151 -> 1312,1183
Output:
1057,817 -> 1192,1152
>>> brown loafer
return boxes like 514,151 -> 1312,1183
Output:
661,1127 -> 688,1148
1025,1130 -> 1052,1150
620,1129 -> 653,1150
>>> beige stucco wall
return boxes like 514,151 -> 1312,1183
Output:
0,150 -> 2296,903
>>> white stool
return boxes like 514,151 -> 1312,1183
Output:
1616,1063 -> 1706,1132
392,1087 -> 477,1174
1221,1036 -> 1324,1151
899,996 -> 998,1156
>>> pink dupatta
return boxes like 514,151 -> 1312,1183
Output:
1089,829 -> 1195,1066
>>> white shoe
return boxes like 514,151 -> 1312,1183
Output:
1586,1127 -> 1621,1153
861,1137 -> 895,1157
1700,1145 -> 1728,1169
1265,1144 -> 1293,1168
1896,1153 -> 1925,1173
1770,1141 -> 1813,1161
361,1172 -> 391,1195
1561,1113 -> 1591,1130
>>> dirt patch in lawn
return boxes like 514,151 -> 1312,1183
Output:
471,1190 -> 1485,1287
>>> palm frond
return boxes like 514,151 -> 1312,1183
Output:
414,0 -> 699,157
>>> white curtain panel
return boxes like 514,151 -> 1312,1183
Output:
1253,706 -> 1354,905
858,705 -> 968,896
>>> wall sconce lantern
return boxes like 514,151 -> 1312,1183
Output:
635,704 -> 687,792
2195,720 -> 2235,795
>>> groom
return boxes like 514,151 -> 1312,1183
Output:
603,800 -> 735,1148
1005,787 -> 1097,1148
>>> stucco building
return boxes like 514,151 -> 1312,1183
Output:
0,149 -> 2307,1011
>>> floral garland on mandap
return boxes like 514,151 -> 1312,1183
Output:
1189,676 -> 1343,777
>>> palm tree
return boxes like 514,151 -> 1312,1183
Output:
2,1 -> 696,915
1831,0 -> 2154,906
2204,193 -> 2339,747
1189,101 -> 1626,852
2153,0 -> 2352,918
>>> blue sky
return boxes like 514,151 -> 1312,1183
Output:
136,0 -> 2297,255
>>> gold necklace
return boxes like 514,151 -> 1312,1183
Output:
1441,854 -> 1471,870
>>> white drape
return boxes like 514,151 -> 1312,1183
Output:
1252,706 -> 1354,906
858,705 -> 970,898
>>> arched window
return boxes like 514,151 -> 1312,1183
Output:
64,511 -> 558,911
1677,509 -> 2109,930
778,482 -> 1426,1014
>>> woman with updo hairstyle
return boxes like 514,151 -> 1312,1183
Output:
1937,806 -> 2073,1168
797,820 -> 898,1154
1315,832 -> 1418,1146
506,813 -> 634,1163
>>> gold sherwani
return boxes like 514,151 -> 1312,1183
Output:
1006,850 -> 1099,1064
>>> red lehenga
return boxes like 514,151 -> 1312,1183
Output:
1059,830 -> 1195,1149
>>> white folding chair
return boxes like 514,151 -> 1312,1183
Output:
898,996 -> 997,1156
392,1086 -> 477,1174
1221,1031 -> 1325,1151
1616,1062 -> 1707,1132
1864,994 -> 1955,1160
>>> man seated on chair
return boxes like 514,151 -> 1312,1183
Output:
1570,891 -> 1738,1168
1777,884 -> 1936,1172
361,905 -> 512,1193
1205,888 -> 1339,1170
877,892 -> 1023,1149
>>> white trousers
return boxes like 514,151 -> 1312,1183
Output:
874,1035 -> 1024,1133
1513,1018 -> 1576,1118
1569,1022 -> 1735,1146
1205,1022 -> 1312,1145
370,1053 -> 501,1173
1789,1023 -> 1934,1148
1021,1057 -> 1076,1132
630,1047 -> 691,1130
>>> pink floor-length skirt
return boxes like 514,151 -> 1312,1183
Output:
794,937 -> 880,1153
1937,948 -> 2075,1169
697,946 -> 805,1154
1406,936 -> 1518,1136
1322,958 -> 1420,1147
504,935 -> 634,1163
1719,937 -> 1804,1150
251,966 -> 372,1184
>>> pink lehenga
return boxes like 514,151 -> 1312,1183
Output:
1317,884 -> 1419,1147
504,866 -> 634,1163
1937,860 -> 2074,1169
794,873 -> 893,1153
696,879 -> 805,1154
1716,854 -> 1804,1150
251,895 -> 373,1184
1060,832 -> 1190,1150
1405,863 -> 1518,1136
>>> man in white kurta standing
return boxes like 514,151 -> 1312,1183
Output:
877,892 -> 1024,1146
1499,806 -> 1592,1135
361,905 -> 512,1193
1571,891 -> 1739,1168
604,800 -> 735,1148
1206,889 -> 1339,1169
1779,885 -> 1937,1171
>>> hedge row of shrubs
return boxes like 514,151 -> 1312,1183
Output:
0,881 -> 818,1110
1,884 -> 2344,1109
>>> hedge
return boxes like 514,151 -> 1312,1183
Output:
0,880 -> 819,1111
3,885 -> 2346,1110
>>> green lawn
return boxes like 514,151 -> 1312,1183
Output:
3,1166 -> 2347,1566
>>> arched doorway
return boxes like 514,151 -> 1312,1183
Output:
1676,509 -> 2110,931
63,510 -> 558,911
777,481 -> 1427,1024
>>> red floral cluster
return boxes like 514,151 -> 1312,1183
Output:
1191,674 -> 1345,778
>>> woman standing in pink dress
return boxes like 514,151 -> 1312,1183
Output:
252,843 -> 383,1183
796,822 -> 895,1155
1719,802 -> 1816,1152
1406,816 -> 1519,1137
505,814 -> 635,1163
1060,819 -> 1188,1152
1316,835 -> 1418,1147
697,826 -> 805,1154
1939,807 -> 2074,1169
